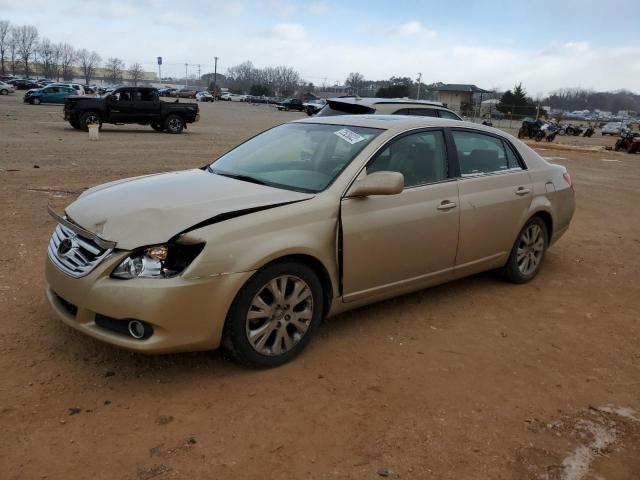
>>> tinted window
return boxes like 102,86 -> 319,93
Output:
316,101 -> 375,117
452,131 -> 509,175
392,108 -> 410,115
367,130 -> 448,187
137,89 -> 158,101
439,110 -> 461,120
408,108 -> 438,117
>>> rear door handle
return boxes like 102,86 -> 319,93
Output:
437,200 -> 457,211
515,187 -> 531,196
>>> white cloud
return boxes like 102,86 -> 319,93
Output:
260,23 -> 306,41
307,1 -> 330,16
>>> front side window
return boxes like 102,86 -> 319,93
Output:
209,123 -> 383,193
452,131 -> 515,175
439,110 -> 461,120
367,130 -> 448,187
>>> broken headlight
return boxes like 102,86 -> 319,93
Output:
111,243 -> 205,279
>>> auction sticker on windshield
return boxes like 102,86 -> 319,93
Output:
334,128 -> 365,145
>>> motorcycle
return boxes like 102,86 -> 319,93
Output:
614,131 -> 640,154
534,122 -> 560,142
582,126 -> 595,137
563,124 -> 583,136
518,118 -> 544,139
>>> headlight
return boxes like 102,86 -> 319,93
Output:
112,243 -> 204,279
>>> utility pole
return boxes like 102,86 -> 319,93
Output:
184,63 -> 188,86
213,56 -> 218,99
197,64 -> 201,87
416,72 -> 422,100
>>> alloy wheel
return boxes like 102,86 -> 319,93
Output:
516,224 -> 544,276
245,275 -> 313,356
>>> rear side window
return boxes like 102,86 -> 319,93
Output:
316,101 -> 375,117
438,110 -> 461,120
452,131 -> 511,175
408,108 -> 438,117
392,108 -> 410,115
367,130 -> 448,187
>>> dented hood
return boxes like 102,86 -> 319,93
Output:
65,169 -> 314,250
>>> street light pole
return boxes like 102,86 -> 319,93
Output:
185,63 -> 188,87
213,56 -> 218,99
416,72 -> 422,100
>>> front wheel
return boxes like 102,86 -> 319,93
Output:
0,89 -> 8,95
222,261 -> 323,368
32,97 -> 41,105
164,114 -> 184,134
501,217 -> 548,284
614,139 -> 623,151
150,124 -> 164,132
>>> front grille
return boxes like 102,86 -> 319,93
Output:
48,223 -> 112,278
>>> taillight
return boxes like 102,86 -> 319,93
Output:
563,172 -> 573,188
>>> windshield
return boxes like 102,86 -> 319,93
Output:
209,123 -> 383,193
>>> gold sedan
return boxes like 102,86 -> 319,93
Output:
45,116 -> 575,367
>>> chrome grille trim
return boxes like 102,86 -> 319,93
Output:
47,206 -> 116,250
48,223 -> 113,278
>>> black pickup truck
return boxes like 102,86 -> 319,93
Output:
64,87 -> 200,133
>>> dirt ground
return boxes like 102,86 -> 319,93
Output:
1,94 -> 639,480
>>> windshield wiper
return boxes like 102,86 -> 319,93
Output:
213,170 -> 268,186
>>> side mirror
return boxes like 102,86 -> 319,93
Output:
347,171 -> 404,197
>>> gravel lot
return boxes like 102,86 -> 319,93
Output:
1,94 -> 639,480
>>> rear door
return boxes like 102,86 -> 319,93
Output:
449,129 -> 533,274
132,88 -> 161,122
341,129 -> 459,302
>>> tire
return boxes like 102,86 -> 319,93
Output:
614,140 -> 623,151
151,124 -> 164,132
79,111 -> 102,131
628,143 -> 638,154
517,127 -> 526,139
222,261 -> 323,368
69,118 -> 81,130
501,216 -> 548,284
164,114 -> 184,134
32,97 -> 41,105
0,89 -> 7,95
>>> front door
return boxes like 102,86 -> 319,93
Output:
107,90 -> 135,122
449,129 -> 533,274
341,129 -> 460,302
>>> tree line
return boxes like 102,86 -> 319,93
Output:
0,20 -> 146,85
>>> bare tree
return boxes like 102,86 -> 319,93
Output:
38,38 -> 61,80
59,43 -> 76,81
15,24 -> 38,77
345,72 -> 365,95
8,26 -> 18,75
105,57 -> 124,84
0,20 -> 10,76
128,62 -> 144,85
77,48 -> 101,84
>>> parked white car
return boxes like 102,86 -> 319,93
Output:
229,94 -> 248,102
0,81 -> 16,95
601,122 -> 629,136
195,91 -> 214,102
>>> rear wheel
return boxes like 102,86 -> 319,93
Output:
69,118 -> 81,130
222,261 -> 323,368
79,111 -> 102,131
164,114 -> 184,134
628,143 -> 639,154
0,89 -> 8,95
501,217 -> 548,284
151,124 -> 164,132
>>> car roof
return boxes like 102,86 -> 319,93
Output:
294,114 -> 493,133
328,96 -> 445,107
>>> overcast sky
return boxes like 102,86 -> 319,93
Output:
2,0 -> 639,95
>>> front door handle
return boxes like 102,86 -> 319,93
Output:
515,187 -> 531,196
437,200 -> 457,211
